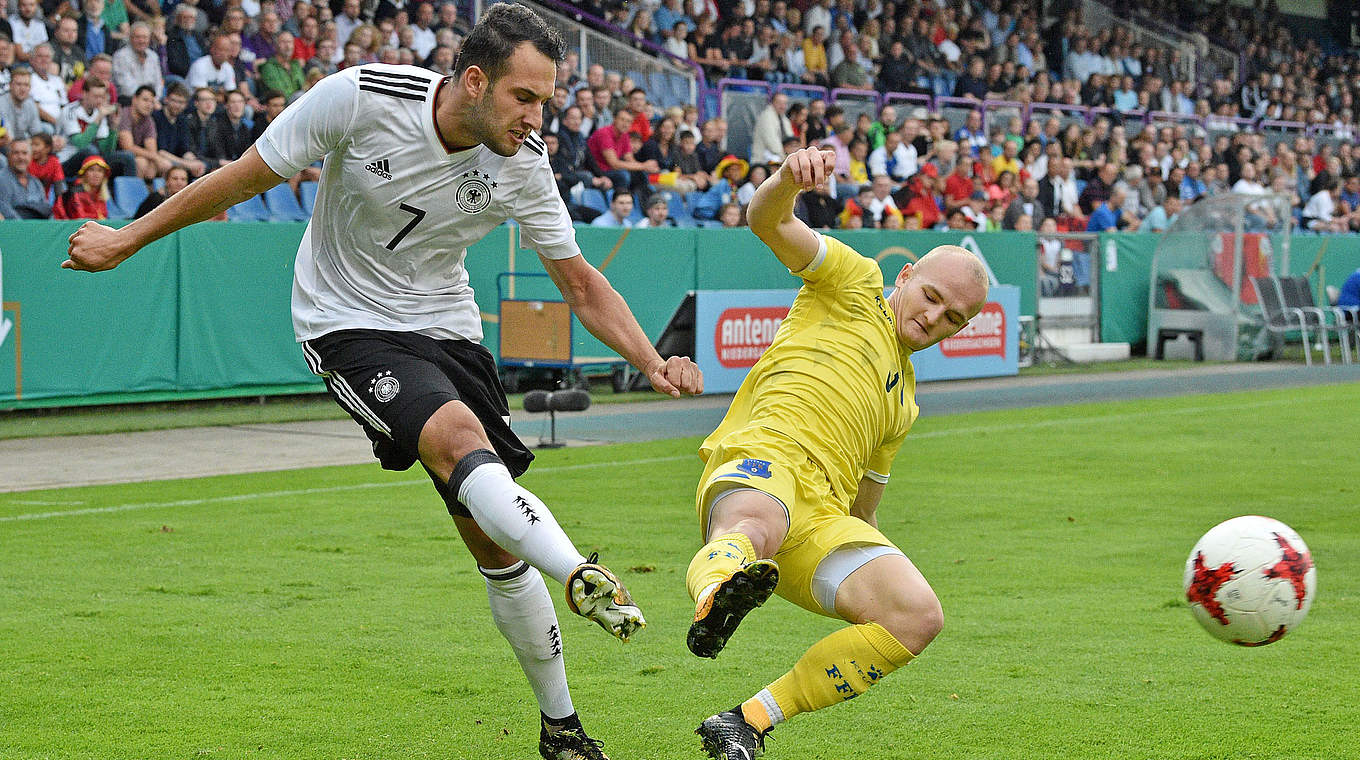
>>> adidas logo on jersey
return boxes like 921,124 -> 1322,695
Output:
365,159 -> 392,180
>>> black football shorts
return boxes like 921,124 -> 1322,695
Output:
301,329 -> 534,480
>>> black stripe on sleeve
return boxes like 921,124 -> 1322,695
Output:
521,138 -> 543,156
525,133 -> 546,153
358,72 -> 429,93
358,68 -> 436,85
359,83 -> 428,101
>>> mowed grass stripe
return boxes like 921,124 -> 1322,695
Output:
0,455 -> 694,522
0,393 -> 1304,524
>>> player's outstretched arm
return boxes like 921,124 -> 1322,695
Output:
541,253 -> 703,398
64,146 -> 288,272
746,147 -> 837,273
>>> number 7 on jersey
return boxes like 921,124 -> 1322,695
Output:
386,203 -> 427,250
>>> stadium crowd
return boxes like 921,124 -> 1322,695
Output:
0,0 -> 1357,234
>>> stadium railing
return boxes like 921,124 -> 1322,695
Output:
1146,110 -> 1204,134
1087,106 -> 1147,128
1308,124 -> 1357,150
1028,103 -> 1091,133
933,96 -> 983,134
829,87 -> 881,128
775,83 -> 830,107
1259,120 -> 1308,150
882,91 -> 934,119
982,99 -> 1027,135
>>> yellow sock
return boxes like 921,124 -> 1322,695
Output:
686,532 -> 755,603
758,622 -> 915,727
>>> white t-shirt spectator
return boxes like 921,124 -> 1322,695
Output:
1301,190 -> 1336,229
28,70 -> 66,121
8,15 -> 48,54
868,141 -> 917,182
186,55 -> 237,92
1231,179 -> 1267,195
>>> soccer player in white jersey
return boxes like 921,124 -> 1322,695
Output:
63,5 -> 702,759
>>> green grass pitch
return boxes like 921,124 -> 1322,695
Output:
2,384 -> 1357,759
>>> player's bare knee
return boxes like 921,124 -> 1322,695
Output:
879,585 -> 943,653
418,401 -> 495,476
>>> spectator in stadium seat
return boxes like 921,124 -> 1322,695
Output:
112,22 -> 161,103
829,35 -> 870,90
151,83 -> 205,178
867,129 -> 915,185
186,33 -> 236,95
691,154 -> 747,220
736,164 -> 769,208
258,31 -> 306,99
954,56 -> 988,100
165,4 -> 204,79
696,117 -> 727,174
590,191 -> 634,228
26,132 -> 64,194
1301,176 -> 1347,233
718,201 -> 743,228
117,84 -> 160,181
250,90 -> 287,144
953,109 -> 986,159
58,77 -> 129,178
750,92 -> 792,166
672,130 -> 712,192
634,194 -> 674,228
50,16 -> 84,85
587,107 -> 654,207
1087,187 -> 1138,232
1040,156 -> 1079,218
182,87 -> 218,170
0,138 -> 51,218
52,153 -> 109,219
0,68 -> 43,141
623,87 -> 652,143
1078,162 -> 1118,215
203,89 -> 252,167
1004,177 -> 1046,229
133,163 -> 187,219
1143,194 -> 1181,233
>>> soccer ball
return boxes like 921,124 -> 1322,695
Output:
1183,515 -> 1316,646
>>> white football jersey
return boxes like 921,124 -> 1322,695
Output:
254,63 -> 580,343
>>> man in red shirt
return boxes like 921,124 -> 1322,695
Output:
944,155 -> 975,212
587,108 -> 656,208
624,87 -> 652,143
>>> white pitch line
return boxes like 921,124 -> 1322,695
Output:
0,396 -> 1300,523
0,455 -> 694,523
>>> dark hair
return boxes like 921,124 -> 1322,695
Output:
165,81 -> 191,100
454,3 -> 565,82
135,84 -> 157,98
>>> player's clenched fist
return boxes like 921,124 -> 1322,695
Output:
64,221 -> 134,272
777,147 -> 837,192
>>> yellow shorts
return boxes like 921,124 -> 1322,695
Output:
696,425 -> 899,617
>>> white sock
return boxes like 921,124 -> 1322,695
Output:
458,462 -> 586,585
481,562 -> 575,721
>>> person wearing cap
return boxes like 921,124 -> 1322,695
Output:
691,153 -> 748,220
633,194 -> 674,228
52,154 -> 109,219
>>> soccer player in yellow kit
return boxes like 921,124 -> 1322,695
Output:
687,146 -> 990,759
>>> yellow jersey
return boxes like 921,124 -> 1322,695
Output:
700,235 -> 919,507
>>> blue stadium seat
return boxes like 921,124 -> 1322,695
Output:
226,194 -> 269,221
666,192 -> 690,224
263,184 -> 309,222
581,188 -> 608,214
110,176 -> 149,219
298,181 -> 319,215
